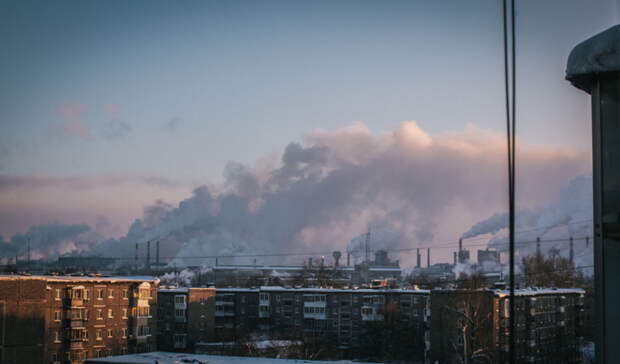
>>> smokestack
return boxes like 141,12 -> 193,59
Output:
453,251 -> 457,265
569,236 -> 574,264
156,240 -> 160,265
427,248 -> 430,267
458,238 -> 462,253
536,237 -> 541,257
308,257 -> 313,266
416,248 -> 421,268
146,241 -> 151,268
215,257 -> 219,266
347,252 -> 350,266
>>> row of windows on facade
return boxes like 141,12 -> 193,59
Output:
254,293 -> 422,305
52,306 -> 150,321
54,287 -> 153,300
52,325 -> 151,343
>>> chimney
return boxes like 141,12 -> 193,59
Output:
453,251 -> 457,265
146,241 -> 151,268
427,248 -> 430,267
347,252 -> 350,266
459,238 -> 463,253
156,240 -> 160,265
416,248 -> 421,268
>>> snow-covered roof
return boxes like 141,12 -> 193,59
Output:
85,352 -> 380,364
0,274 -> 159,284
258,286 -> 429,294
494,287 -> 585,298
566,24 -> 620,93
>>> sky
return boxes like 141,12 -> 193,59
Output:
0,0 -> 618,264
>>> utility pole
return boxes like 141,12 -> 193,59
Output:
536,237 -> 541,257
569,236 -> 574,264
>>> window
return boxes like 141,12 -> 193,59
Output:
122,308 -> 128,319
96,289 -> 104,300
54,330 -> 61,343
108,289 -> 114,298
52,353 -> 59,363
55,288 -> 61,300
174,334 -> 187,348
53,310 -> 61,321
107,329 -> 113,338
108,308 -> 114,318
175,295 -> 186,304
122,289 -> 128,299
122,328 -> 128,338
84,289 -> 89,300
175,308 -> 186,318
96,309 -> 103,320
96,329 -> 102,340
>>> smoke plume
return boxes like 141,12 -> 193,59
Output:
89,122 -> 587,267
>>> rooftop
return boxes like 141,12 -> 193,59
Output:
85,352 -> 380,364
0,274 -> 159,284
566,24 -> 620,93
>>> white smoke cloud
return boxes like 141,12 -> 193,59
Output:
463,175 -> 593,271
90,121 -> 587,267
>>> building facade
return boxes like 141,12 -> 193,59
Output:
0,275 -> 158,364
157,287 -> 215,352
430,288 -> 585,364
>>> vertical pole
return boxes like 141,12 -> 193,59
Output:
536,237 -> 541,257
416,248 -> 421,268
569,236 -> 574,264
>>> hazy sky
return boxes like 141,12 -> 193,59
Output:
0,0 -> 618,243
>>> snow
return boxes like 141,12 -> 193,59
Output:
258,286 -> 429,294
566,24 -> 620,93
494,287 -> 585,298
85,352 -> 380,364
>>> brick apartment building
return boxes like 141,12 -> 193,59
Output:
156,286 -> 430,361
156,287 -> 215,351
430,288 -> 585,364
0,275 -> 158,364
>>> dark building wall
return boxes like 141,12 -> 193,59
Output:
0,276 -> 158,364
0,279 -> 47,364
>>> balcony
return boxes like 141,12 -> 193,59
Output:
69,320 -> 85,328
70,341 -> 84,350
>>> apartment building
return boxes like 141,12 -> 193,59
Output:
0,274 -> 158,364
430,288 -> 585,364
260,287 -> 429,355
157,287 -> 215,351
